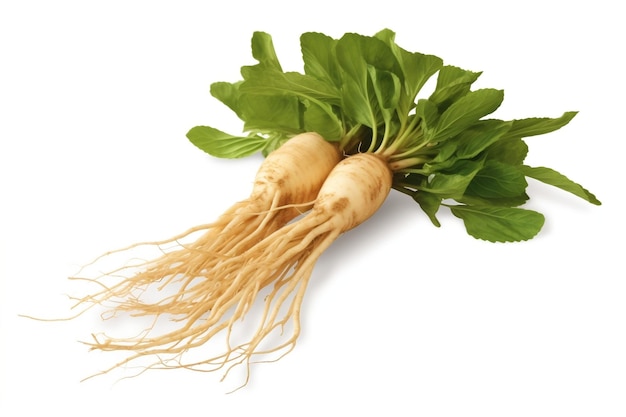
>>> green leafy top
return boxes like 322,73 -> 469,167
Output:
187,29 -> 600,243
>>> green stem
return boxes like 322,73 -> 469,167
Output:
388,141 -> 431,161
381,115 -> 422,157
366,110 -> 379,153
394,167 -> 429,175
391,184 -> 417,197
339,124 -> 364,152
388,157 -> 427,172
374,119 -> 394,154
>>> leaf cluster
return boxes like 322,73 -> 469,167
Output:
187,32 -> 346,158
399,110 -> 601,242
187,30 -> 600,242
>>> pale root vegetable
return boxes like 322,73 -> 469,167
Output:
59,29 -> 602,391
72,132 -> 340,366
83,152 -> 392,387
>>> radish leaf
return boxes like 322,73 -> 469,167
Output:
502,112 -> 578,140
250,31 -> 282,71
521,165 -> 601,205
301,32 -> 342,88
466,161 -> 528,199
186,126 -> 267,158
430,66 -> 482,111
431,89 -> 504,142
450,205 -> 545,242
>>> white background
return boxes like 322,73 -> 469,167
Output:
1,1 -> 624,415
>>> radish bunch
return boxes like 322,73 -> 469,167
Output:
73,29 -> 600,388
